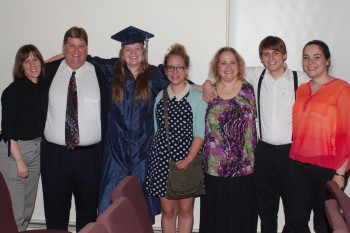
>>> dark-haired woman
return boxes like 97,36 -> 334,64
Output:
0,44 -> 45,231
287,40 -> 350,233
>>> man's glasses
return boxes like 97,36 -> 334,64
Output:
166,66 -> 187,72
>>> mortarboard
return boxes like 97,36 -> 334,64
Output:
111,26 -> 154,46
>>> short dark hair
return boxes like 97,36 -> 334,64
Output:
259,36 -> 287,58
63,26 -> 88,45
12,44 -> 45,80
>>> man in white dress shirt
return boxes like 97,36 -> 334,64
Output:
41,26 -> 108,232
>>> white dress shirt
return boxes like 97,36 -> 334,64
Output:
245,66 -> 309,145
44,60 -> 101,146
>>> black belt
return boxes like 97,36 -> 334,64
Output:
48,141 -> 96,151
66,144 -> 96,150
258,140 -> 291,149
43,138 -> 98,151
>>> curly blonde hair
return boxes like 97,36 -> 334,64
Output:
209,47 -> 245,83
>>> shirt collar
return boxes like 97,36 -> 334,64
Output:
265,68 -> 291,81
63,60 -> 85,76
167,81 -> 190,101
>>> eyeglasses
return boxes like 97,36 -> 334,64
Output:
165,65 -> 187,72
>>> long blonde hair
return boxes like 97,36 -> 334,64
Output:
111,45 -> 150,104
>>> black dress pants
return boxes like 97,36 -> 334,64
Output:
41,140 -> 100,232
254,141 -> 292,233
284,160 -> 334,233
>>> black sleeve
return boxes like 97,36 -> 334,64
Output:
1,82 -> 25,142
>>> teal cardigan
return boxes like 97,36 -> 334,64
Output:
153,86 -> 207,139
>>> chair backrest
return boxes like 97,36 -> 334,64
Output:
97,197 -> 144,233
110,176 -> 153,233
79,222 -> 108,233
325,199 -> 350,233
327,180 -> 350,226
0,172 -> 72,233
0,172 -> 19,233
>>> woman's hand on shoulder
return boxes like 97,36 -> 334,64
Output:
45,53 -> 64,63
203,80 -> 217,102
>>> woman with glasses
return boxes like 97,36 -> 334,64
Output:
146,43 -> 207,233
199,47 -> 257,233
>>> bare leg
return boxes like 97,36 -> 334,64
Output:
177,197 -> 194,233
160,197 -> 177,233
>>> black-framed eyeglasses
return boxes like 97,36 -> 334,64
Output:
165,65 -> 187,72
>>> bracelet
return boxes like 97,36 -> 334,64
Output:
335,172 -> 345,178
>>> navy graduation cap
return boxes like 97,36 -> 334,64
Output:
111,26 -> 154,46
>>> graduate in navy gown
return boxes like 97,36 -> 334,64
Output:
95,26 -> 169,223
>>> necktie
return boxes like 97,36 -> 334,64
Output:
65,71 -> 79,149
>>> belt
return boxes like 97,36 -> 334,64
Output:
66,144 -> 96,150
43,139 -> 98,151
258,140 -> 291,149
48,141 -> 97,151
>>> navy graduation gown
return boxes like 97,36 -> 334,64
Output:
93,57 -> 168,223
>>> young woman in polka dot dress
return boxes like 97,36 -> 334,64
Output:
146,43 -> 207,233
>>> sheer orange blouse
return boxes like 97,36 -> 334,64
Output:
289,78 -> 350,170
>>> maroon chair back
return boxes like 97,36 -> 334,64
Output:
110,176 -> 153,233
78,222 -> 108,233
325,199 -> 350,233
27,230 -> 71,233
0,172 -> 21,233
0,172 -> 71,233
327,180 -> 350,227
97,197 -> 144,233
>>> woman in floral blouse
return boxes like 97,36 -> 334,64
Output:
199,47 -> 257,233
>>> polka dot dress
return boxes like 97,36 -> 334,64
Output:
146,92 -> 193,197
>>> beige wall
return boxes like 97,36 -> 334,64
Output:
1,0 -> 349,232
0,0 -> 227,231
230,0 -> 350,82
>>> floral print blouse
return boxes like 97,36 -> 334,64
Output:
202,81 -> 257,177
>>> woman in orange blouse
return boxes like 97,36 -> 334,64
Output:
287,40 -> 350,233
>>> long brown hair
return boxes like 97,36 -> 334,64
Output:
111,44 -> 150,104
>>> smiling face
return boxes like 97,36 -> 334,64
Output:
218,51 -> 239,83
260,49 -> 287,76
122,43 -> 144,69
62,37 -> 88,70
22,52 -> 41,81
165,55 -> 188,87
303,44 -> 330,79
302,44 -> 330,80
